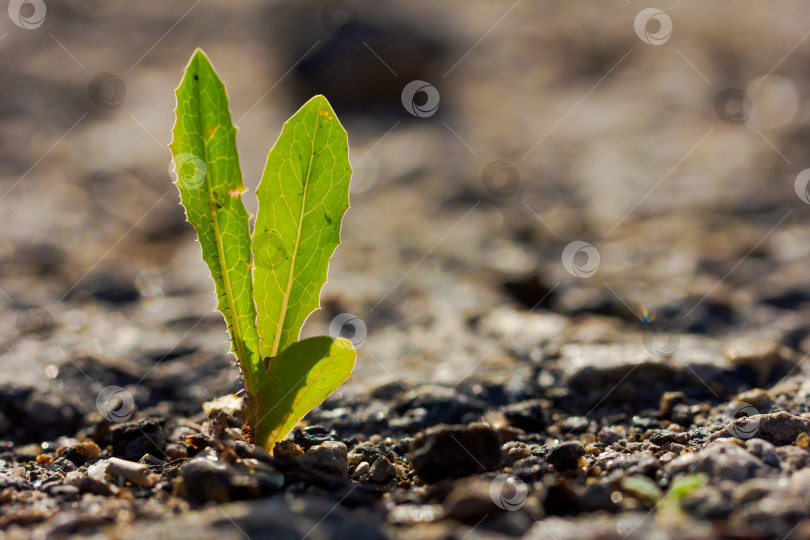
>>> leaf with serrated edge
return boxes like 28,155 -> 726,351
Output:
246,336 -> 356,449
252,95 -> 352,359
169,49 -> 262,387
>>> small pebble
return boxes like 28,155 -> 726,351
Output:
87,460 -> 110,482
598,427 -> 622,445
297,441 -> 348,477
736,388 -> 771,409
294,425 -> 339,450
274,440 -> 304,458
660,392 -> 688,418
74,441 -> 101,460
181,458 -> 238,504
502,441 -> 531,465
580,433 -> 596,445
369,457 -> 397,483
723,338 -> 782,384
547,441 -> 586,471
139,454 -> 164,466
165,443 -> 188,461
352,461 -> 370,480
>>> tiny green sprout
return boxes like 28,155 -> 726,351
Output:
169,48 -> 355,452
659,473 -> 707,513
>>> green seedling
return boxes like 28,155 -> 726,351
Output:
658,473 -> 707,514
169,49 -> 355,451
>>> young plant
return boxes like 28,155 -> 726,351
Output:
169,49 -> 355,451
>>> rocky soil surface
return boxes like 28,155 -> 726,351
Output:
3,1 -> 810,539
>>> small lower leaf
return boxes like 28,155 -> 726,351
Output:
245,336 -> 356,450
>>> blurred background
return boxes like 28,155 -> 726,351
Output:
2,0 -> 810,440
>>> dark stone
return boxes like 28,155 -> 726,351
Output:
502,400 -> 547,432
409,424 -> 501,483
67,476 -> 115,496
503,273 -> 556,310
138,453 -> 164,467
232,440 -> 273,463
671,403 -> 699,426
81,273 -> 140,304
597,427 -> 621,445
394,386 -> 487,430
370,381 -> 406,401
59,443 -> 100,467
291,13 -> 446,120
111,419 -> 166,461
578,482 -> 619,513
19,390 -> 81,442
546,441 -> 585,471
648,430 -> 690,447
50,457 -> 78,474
660,391 -> 688,418
347,442 -> 396,467
293,425 -> 339,450
543,480 -> 580,516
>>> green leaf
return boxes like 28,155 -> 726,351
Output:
245,336 -> 356,448
169,49 -> 262,386
252,95 -> 352,359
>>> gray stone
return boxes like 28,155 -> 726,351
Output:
298,441 -> 348,477
709,412 -> 810,445
665,442 -> 774,483
181,458 -> 239,504
722,338 -> 784,384
733,478 -> 781,505
597,427 -> 622,445
679,485 -> 735,520
0,470 -> 32,490
368,457 -> 397,483
744,438 -> 780,468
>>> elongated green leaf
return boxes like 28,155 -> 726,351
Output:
246,336 -> 356,449
169,49 -> 262,386
252,96 -> 352,359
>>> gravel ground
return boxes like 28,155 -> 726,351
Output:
3,1 -> 810,538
